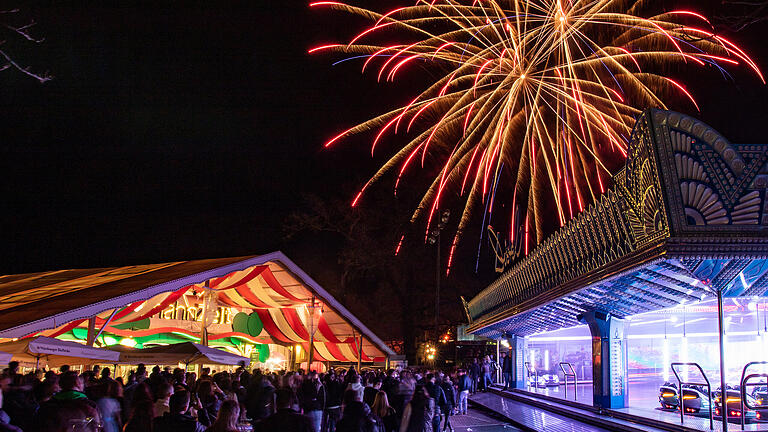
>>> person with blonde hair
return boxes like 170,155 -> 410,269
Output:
205,399 -> 240,432
371,391 -> 397,432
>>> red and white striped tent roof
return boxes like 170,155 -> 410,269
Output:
0,252 -> 394,363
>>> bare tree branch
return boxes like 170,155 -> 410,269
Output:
716,0 -> 768,32
0,5 -> 50,83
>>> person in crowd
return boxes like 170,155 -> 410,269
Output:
196,380 -> 224,427
456,370 -> 471,416
0,384 -> 22,432
52,371 -> 88,402
335,394 -> 381,432
394,371 -> 415,418
501,351 -> 513,391
371,391 -> 397,432
33,398 -> 100,432
323,370 -> 344,432
363,378 -> 381,408
153,390 -> 205,432
154,381 -> 174,418
205,399 -> 240,432
480,356 -> 492,391
100,367 -> 114,384
469,359 -> 480,394
424,374 -> 446,432
345,374 -> 364,402
246,371 -> 275,425
96,380 -> 122,432
399,385 -> 434,432
438,375 -> 455,432
254,387 -> 313,432
124,400 -> 155,432
298,371 -> 325,432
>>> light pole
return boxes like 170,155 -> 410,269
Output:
427,209 -> 450,341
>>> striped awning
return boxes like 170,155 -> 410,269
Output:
0,252 -> 394,362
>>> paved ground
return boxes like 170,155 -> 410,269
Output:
470,392 -> 612,432
448,407 -> 523,432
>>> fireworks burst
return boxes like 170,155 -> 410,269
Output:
311,0 -> 763,272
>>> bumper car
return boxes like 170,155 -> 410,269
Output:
658,383 -> 712,414
659,383 -> 679,410
714,387 -> 761,423
527,373 -> 560,388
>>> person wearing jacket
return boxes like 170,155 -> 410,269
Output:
423,374 -> 446,432
335,400 -> 382,432
254,388 -> 313,432
501,351 -> 513,391
345,375 -> 365,403
153,390 -> 206,432
247,372 -> 275,425
323,372 -> 345,432
468,359 -> 480,394
480,357 -> 492,391
456,370 -> 471,416
298,371 -> 325,432
438,376 -> 455,432
400,385 -> 434,432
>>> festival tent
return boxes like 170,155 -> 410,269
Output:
0,252 -> 395,366
115,342 -> 250,366
0,336 -> 120,367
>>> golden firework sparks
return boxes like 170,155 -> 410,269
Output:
311,0 -> 763,273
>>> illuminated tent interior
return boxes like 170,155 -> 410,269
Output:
0,252 -> 394,370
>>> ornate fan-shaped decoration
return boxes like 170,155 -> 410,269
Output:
641,184 -> 664,236
731,191 -> 761,225
680,181 -> 728,225
670,130 -> 692,154
675,154 -> 709,182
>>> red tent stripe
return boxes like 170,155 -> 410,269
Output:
306,342 -> 328,362
282,308 -> 309,340
211,266 -> 266,290
255,309 -> 292,343
350,338 -> 373,362
48,319 -> 86,338
110,301 -> 143,321
260,268 -> 304,302
217,293 -> 239,307
131,285 -> 191,322
317,315 -> 342,344
207,332 -> 271,344
234,284 -> 273,308
323,341 -> 349,361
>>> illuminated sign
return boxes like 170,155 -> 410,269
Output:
157,302 -> 234,325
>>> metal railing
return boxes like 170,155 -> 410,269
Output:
559,362 -> 577,401
671,362 -> 714,430
525,362 -> 537,392
739,361 -> 768,430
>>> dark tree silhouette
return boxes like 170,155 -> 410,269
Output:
284,193 -> 489,360
0,6 -> 50,82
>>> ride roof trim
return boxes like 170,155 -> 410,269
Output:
0,251 -> 395,361
467,109 -> 768,338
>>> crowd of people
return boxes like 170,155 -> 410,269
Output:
0,354 -> 506,432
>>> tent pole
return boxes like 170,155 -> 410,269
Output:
357,334 -> 363,372
717,289 -> 728,432
86,317 -> 97,347
308,296 -> 315,372
94,308 -> 120,343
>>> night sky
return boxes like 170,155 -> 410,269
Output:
1,1 -> 767,337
